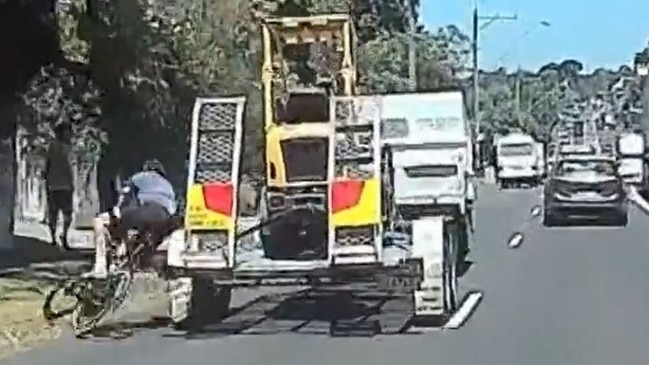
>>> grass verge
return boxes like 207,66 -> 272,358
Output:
0,276 -> 73,359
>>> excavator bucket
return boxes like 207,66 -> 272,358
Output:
183,96 -> 246,269
328,96 -> 383,265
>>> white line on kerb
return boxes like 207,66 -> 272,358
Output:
443,291 -> 483,329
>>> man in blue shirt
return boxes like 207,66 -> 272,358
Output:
86,159 -> 177,278
120,159 -> 177,231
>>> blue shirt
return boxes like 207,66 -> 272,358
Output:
130,171 -> 177,215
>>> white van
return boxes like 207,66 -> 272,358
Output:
495,133 -> 542,188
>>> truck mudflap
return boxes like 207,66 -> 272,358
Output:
173,96 -> 246,270
411,216 -> 459,317
329,96 -> 383,265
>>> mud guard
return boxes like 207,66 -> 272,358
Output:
411,216 -> 457,317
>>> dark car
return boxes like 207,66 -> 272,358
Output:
543,155 -> 628,226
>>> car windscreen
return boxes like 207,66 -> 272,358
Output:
499,143 -> 534,157
555,160 -> 616,177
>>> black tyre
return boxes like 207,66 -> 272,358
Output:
612,211 -> 629,227
443,235 -> 459,315
543,208 -> 559,227
71,272 -> 133,337
261,231 -> 284,260
176,278 -> 231,332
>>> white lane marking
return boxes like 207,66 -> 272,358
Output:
443,291 -> 483,329
507,233 -> 524,249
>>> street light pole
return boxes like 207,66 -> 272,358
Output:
472,7 -> 479,140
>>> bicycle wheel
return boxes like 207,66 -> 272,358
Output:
71,271 -> 134,337
42,280 -> 77,322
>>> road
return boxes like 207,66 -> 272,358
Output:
4,185 -> 649,365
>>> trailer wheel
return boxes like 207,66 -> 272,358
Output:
611,211 -> 628,227
259,188 -> 283,259
176,278 -> 231,332
543,208 -> 559,227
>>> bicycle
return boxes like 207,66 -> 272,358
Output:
42,185 -> 167,337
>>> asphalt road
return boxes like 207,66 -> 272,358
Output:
5,185 -> 649,365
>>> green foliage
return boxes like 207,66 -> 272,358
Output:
18,0 -> 471,186
477,59 -> 626,141
20,64 -> 105,163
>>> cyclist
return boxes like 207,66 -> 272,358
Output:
86,159 -> 177,278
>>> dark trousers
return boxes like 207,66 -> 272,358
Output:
47,189 -> 73,221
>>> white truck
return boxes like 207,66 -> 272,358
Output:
380,90 -> 475,316
495,133 -> 542,188
616,132 -> 646,185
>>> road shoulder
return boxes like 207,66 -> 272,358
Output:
0,224 -> 91,359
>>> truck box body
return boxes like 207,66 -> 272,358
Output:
379,91 -> 473,209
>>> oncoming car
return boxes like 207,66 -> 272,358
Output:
543,155 -> 628,227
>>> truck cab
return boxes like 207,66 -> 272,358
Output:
391,146 -> 468,216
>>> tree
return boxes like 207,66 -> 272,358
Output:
15,0 -> 471,196
478,60 -> 629,141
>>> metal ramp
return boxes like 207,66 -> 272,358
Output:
183,96 -> 246,270
328,96 -> 383,265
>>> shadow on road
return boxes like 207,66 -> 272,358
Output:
0,236 -> 92,303
542,217 -> 626,228
76,317 -> 174,341
162,289 -> 414,339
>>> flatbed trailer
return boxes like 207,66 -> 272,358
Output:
164,94 -> 469,331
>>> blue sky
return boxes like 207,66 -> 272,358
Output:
421,0 -> 649,73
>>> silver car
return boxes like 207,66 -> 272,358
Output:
543,155 -> 627,226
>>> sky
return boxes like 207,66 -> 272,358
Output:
421,0 -> 649,73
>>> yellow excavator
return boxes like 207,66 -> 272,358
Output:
169,12 -> 458,328
258,14 -> 358,259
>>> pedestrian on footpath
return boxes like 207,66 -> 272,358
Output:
45,123 -> 74,250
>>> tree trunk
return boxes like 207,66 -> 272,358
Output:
0,122 -> 15,249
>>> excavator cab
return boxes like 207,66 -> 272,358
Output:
259,14 -> 358,260
261,14 -> 356,186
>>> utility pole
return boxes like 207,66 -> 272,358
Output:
471,6 -> 516,168
472,7 -> 479,138
406,0 -> 416,91
515,65 -> 521,127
